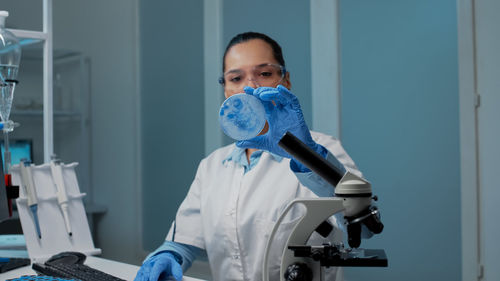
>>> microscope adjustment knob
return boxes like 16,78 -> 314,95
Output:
284,262 -> 313,281
310,249 -> 323,261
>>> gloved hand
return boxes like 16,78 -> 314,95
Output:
236,85 -> 327,169
134,252 -> 183,281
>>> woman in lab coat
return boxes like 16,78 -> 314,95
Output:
134,32 -> 363,281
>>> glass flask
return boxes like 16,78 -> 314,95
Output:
0,10 -> 21,125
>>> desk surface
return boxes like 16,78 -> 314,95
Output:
0,256 -> 205,281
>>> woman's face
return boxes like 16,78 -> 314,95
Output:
223,39 -> 291,99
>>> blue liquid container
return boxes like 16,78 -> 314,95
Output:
219,94 -> 266,141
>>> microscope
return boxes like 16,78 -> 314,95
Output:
262,132 -> 387,281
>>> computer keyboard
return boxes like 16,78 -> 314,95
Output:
32,252 -> 125,281
7,275 -> 79,281
0,257 -> 31,273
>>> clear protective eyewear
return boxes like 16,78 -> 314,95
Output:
219,63 -> 286,92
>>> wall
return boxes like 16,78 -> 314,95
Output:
140,1 -> 205,252
223,0 -> 312,135
53,0 -> 141,264
474,1 -> 500,279
339,1 -> 461,280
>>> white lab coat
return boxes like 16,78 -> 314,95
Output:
166,131 -> 361,281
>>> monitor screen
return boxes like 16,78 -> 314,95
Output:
0,139 -> 33,166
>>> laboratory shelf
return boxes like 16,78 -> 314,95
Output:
7,29 -> 46,47
21,48 -> 81,61
11,110 -> 83,117
8,29 -> 47,41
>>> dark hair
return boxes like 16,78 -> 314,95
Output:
222,32 -> 286,73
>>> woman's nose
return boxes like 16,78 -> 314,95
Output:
245,77 -> 260,88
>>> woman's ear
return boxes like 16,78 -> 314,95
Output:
283,72 -> 291,89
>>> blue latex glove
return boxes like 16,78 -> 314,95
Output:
236,85 -> 327,168
134,252 -> 183,281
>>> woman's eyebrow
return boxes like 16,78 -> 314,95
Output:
255,63 -> 271,68
225,69 -> 244,75
226,63 -> 273,74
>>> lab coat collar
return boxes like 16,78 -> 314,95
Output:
222,145 -> 283,167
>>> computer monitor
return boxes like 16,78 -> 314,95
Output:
0,139 -> 33,166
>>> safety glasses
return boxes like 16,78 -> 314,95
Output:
219,63 -> 286,93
